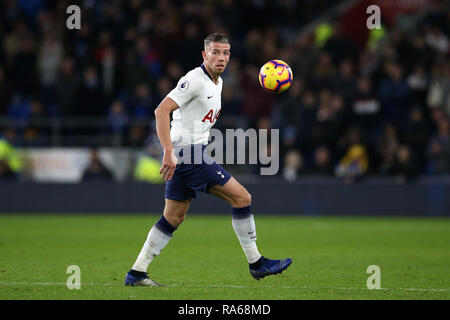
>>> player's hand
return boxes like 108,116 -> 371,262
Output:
160,149 -> 178,181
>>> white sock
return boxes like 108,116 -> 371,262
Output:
232,214 -> 262,264
131,226 -> 172,272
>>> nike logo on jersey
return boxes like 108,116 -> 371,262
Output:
207,95 -> 213,99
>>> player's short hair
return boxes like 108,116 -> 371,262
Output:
204,33 -> 229,48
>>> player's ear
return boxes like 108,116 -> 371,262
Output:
202,50 -> 206,60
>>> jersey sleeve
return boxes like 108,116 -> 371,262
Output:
167,74 -> 201,109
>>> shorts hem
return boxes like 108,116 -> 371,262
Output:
206,175 -> 232,193
165,195 -> 195,201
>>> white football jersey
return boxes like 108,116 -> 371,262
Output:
167,65 -> 223,147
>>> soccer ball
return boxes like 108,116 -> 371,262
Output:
259,60 -> 293,94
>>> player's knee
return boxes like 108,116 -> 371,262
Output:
176,213 -> 186,225
234,191 -> 251,207
166,214 -> 183,227
165,210 -> 186,227
244,192 -> 252,206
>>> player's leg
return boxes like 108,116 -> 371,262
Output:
131,199 -> 191,272
125,198 -> 191,286
208,177 -> 260,262
162,198 -> 191,227
208,177 -> 292,280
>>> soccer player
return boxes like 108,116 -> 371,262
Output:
125,33 -> 292,286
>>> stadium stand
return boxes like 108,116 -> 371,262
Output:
0,0 -> 448,183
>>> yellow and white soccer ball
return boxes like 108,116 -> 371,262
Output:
258,59 -> 293,94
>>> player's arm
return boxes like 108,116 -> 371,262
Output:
154,96 -> 179,181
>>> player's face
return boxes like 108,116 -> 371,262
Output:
203,42 -> 231,75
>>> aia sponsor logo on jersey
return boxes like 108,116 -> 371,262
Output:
201,109 -> 221,123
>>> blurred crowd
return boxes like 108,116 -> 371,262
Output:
272,6 -> 450,182
0,0 -> 449,182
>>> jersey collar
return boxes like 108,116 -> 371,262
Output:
200,64 -> 215,83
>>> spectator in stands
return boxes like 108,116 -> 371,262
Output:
324,22 -> 359,65
99,46 -> 121,106
272,80 -> 303,130
427,60 -> 450,117
21,126 -> 47,147
27,98 -> 49,139
335,125 -> 369,182
38,32 -> 63,91
241,64 -> 274,127
309,89 -> 341,151
155,76 -> 173,103
10,34 -> 38,96
0,67 -> 13,116
123,50 -> 152,95
130,83 -> 153,118
178,21 -> 203,72
311,51 -> 336,90
332,59 -> 357,103
242,29 -> 264,66
0,128 -> 21,180
390,145 -> 419,183
0,0 -> 449,182
427,117 -> 450,174
282,149 -> 303,182
8,96 -> 50,147
166,62 -> 184,86
107,100 -> 129,135
54,57 -> 80,116
280,126 -> 298,155
0,158 -> 16,180
2,21 -> 29,68
314,22 -> 333,48
329,93 -> 350,138
134,142 -> 164,184
8,94 -> 31,130
407,64 -> 428,106
378,62 -> 410,127
309,146 -> 333,175
425,25 -> 448,55
215,85 -> 245,130
397,34 -> 435,76
404,107 -> 430,172
126,124 -> 148,148
296,90 -> 317,152
351,77 -> 381,136
335,144 -> 369,183
134,35 -> 162,83
76,66 -> 104,117
378,123 -> 401,174
292,33 -> 319,80
81,149 -> 114,182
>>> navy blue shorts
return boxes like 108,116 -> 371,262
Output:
165,144 -> 232,201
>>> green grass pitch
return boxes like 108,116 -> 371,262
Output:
0,214 -> 449,300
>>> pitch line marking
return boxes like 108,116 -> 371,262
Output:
0,281 -> 448,293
